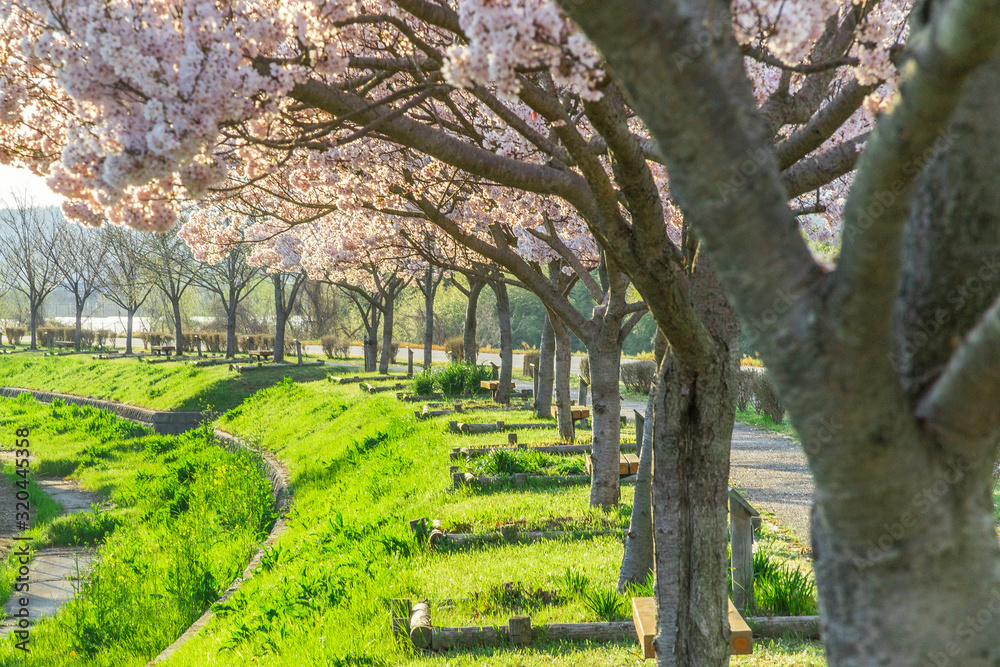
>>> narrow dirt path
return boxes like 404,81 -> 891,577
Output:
0,475 -> 102,636
728,422 -> 814,544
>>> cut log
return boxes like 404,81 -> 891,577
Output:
410,601 -> 433,649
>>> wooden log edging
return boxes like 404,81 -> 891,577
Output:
452,471 -> 637,488
449,420 -> 558,434
451,441 -> 639,460
429,528 -> 621,547
0,387 -> 291,666
392,604 -> 635,652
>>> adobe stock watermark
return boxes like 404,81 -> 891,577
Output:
851,455 -> 968,569
927,587 -> 1000,667
888,253 -> 1000,372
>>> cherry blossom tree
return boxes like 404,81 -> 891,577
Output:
0,0 -> 927,663
142,221 -> 201,357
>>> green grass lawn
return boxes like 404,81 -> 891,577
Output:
0,357 -> 825,666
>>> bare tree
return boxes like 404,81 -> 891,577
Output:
415,265 -> 445,370
97,226 -> 155,355
143,223 -> 201,357
192,241 -> 267,357
53,222 -> 107,351
0,194 -> 65,350
272,269 -> 307,363
334,267 -> 410,373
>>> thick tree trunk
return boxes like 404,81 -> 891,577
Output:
463,277 -> 485,365
171,297 -> 183,358
586,322 -> 623,509
550,315 -> 574,442
618,388 -> 656,590
364,312 -> 379,372
651,346 -> 735,667
380,293 -> 395,374
125,308 -> 135,355
274,304 -> 287,364
29,302 -> 37,351
493,281 -> 512,404
536,312 -> 556,418
74,300 -> 83,351
421,268 -> 436,370
225,307 -> 237,358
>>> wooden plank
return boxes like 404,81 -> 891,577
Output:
730,490 -> 756,614
728,599 -> 753,655
632,596 -> 656,658
623,453 -> 640,475
632,598 -> 753,658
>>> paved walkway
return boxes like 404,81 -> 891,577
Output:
0,477 -> 101,636
728,422 -> 813,544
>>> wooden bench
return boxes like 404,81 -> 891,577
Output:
249,349 -> 273,362
54,341 -> 75,350
552,404 -> 591,421
632,597 -> 751,658
480,380 -> 515,401
585,453 -> 639,477
150,345 -> 175,357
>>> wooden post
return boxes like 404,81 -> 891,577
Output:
508,616 -> 532,645
195,335 -> 202,358
730,488 -> 758,614
634,410 -> 644,452
579,378 -> 589,406
391,598 -> 412,639
452,471 -> 465,488
408,347 -> 414,377
508,433 -> 518,446
295,339 -> 303,365
490,362 -> 499,380
410,601 -> 433,649
532,364 -> 539,405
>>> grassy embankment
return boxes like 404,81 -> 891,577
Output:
0,395 -> 272,666
0,354 -> 824,666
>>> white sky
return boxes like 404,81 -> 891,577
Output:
0,165 -> 64,208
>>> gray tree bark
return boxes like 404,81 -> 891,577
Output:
462,276 -> 486,364
549,314 -> 575,442
423,268 -> 436,370
379,292 -> 395,374
536,312 -> 556,417
492,280 -> 513,404
586,319 -> 624,508
618,384 -> 656,590
171,297 -> 183,358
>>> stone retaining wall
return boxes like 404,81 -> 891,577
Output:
0,387 -> 205,435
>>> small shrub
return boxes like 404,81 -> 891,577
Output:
736,368 -> 756,412
435,363 -> 468,396
444,336 -> 464,362
377,341 -> 400,364
620,360 -> 656,394
94,329 -> 117,348
35,326 -> 57,348
753,371 -> 785,423
4,326 -> 25,345
321,335 -> 337,359
410,371 -> 436,396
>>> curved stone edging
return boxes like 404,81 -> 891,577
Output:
0,387 -> 208,435
0,387 -> 291,665
148,428 -> 290,665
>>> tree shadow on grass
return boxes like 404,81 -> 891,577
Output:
174,365 -> 333,413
